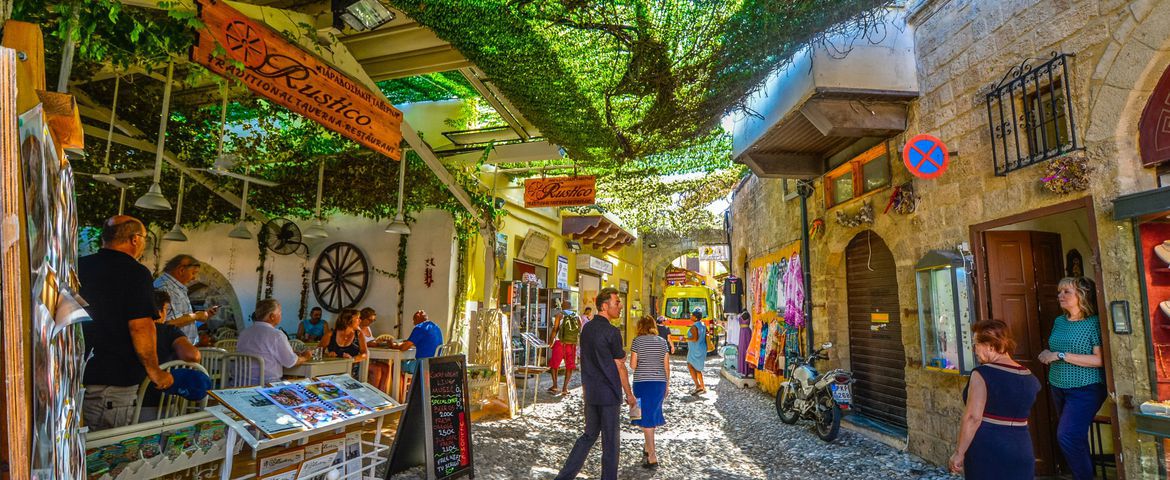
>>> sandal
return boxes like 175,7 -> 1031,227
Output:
642,460 -> 659,470
546,386 -> 558,393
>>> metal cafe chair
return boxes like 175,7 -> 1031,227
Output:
198,347 -> 228,389
222,352 -> 265,388
132,361 -> 209,423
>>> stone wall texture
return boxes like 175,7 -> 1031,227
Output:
728,0 -> 1170,476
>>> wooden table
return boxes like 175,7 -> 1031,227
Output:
284,357 -> 353,378
368,347 -> 414,402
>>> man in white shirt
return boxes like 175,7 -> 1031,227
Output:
154,255 -> 219,344
237,299 -> 310,385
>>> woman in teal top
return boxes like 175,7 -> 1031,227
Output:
1038,277 -> 1105,480
686,309 -> 708,395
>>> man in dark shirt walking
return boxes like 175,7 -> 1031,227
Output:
555,287 -> 635,480
80,215 -> 174,430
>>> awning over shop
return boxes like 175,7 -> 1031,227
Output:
562,215 -> 635,251
1112,186 -> 1170,220
729,9 -> 918,178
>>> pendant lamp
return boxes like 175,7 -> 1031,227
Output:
163,174 -> 188,241
135,61 -> 175,210
302,162 -> 329,239
384,157 -> 410,235
228,179 -> 252,239
117,187 -> 127,215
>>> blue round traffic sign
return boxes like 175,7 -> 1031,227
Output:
902,134 -> 949,179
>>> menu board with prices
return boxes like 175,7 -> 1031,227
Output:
385,355 -> 475,480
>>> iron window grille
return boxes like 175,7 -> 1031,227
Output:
986,53 -> 1080,176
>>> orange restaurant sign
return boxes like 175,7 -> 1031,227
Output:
190,0 -> 404,160
523,175 -> 596,208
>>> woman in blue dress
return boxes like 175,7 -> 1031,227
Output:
685,309 -> 708,395
950,319 -> 1041,479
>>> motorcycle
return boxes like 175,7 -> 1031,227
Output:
774,342 -> 855,442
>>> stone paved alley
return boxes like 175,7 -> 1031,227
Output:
394,356 -> 958,479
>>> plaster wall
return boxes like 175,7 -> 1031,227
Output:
143,210 -> 459,342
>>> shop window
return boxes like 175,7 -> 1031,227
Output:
986,53 -> 1080,175
825,142 -> 890,208
915,250 -> 977,374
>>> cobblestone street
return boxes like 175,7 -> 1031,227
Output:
398,355 -> 958,479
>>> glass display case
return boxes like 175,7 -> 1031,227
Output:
915,249 -> 976,374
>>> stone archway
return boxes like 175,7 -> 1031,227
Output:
640,229 -> 728,315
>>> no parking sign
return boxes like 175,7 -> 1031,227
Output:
902,134 -> 950,179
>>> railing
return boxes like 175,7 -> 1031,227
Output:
986,53 -> 1080,176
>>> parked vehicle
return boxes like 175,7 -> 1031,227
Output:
774,342 -> 855,442
661,284 -> 721,353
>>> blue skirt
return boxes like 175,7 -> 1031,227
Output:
631,381 -> 667,428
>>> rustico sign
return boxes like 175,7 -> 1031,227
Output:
523,175 -> 596,208
190,0 -> 404,160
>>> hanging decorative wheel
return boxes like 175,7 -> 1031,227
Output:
312,242 -> 369,313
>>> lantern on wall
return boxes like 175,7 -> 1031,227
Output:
915,249 -> 977,374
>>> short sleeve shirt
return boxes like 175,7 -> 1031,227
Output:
407,321 -> 444,359
631,335 -> 669,383
1048,315 -> 1105,388
237,321 -> 300,385
80,249 -> 160,387
578,315 -> 626,406
156,323 -> 186,364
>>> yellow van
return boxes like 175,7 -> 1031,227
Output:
661,285 -> 720,353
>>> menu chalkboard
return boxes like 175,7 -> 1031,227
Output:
385,356 -> 475,480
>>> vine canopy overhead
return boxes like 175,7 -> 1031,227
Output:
389,0 -> 895,163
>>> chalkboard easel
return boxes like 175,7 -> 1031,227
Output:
385,355 -> 475,480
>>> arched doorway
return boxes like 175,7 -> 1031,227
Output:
845,231 -> 907,429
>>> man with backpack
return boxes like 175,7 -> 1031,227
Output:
547,300 -> 582,395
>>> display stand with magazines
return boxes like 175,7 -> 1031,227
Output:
205,374 -> 404,480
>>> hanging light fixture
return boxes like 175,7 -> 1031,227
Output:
228,179 -> 252,239
117,187 -> 128,215
163,173 -> 188,241
384,157 -> 410,235
135,61 -> 175,210
302,162 -> 329,239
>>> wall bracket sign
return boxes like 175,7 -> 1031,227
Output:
524,175 -> 596,208
190,0 -> 404,160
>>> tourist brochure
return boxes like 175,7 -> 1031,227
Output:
210,376 -> 387,438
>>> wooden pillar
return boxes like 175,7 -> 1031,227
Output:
0,19 -> 45,480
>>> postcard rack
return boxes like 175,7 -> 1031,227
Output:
206,402 -> 405,480
85,411 -> 241,480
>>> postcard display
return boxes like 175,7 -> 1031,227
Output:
387,355 -> 475,480
205,374 -> 404,480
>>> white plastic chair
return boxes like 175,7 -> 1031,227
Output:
214,339 -> 237,351
198,347 -> 228,389
214,328 -> 237,340
222,352 -> 265,388
133,361 -> 209,423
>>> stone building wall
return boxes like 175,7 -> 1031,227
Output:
729,0 -> 1170,475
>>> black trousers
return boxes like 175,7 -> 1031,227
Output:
555,403 -> 620,480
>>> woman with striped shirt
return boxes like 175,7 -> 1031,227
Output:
630,315 -> 671,469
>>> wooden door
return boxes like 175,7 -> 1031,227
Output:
984,230 -> 1063,476
845,232 -> 908,429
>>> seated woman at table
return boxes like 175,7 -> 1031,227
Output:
360,307 -> 390,391
321,308 -> 369,378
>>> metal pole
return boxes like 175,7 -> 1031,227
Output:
798,180 -> 815,356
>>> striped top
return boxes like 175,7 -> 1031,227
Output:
1048,315 -> 1105,388
631,334 -> 670,383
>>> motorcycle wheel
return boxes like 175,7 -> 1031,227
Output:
775,385 -> 799,425
813,392 -> 842,442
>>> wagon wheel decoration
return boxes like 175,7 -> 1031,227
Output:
312,242 -> 369,313
225,20 -> 267,69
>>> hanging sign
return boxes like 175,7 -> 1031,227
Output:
902,134 -> 949,179
190,0 -> 404,160
556,255 -> 569,290
523,175 -> 596,208
698,244 -> 730,262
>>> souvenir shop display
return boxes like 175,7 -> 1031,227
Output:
209,376 -> 395,438
914,249 -> 977,374
745,242 -> 806,378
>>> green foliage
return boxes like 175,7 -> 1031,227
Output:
389,0 -> 893,162
377,72 -> 479,105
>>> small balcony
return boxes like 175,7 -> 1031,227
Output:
729,9 -> 919,178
